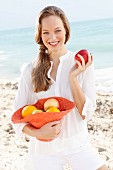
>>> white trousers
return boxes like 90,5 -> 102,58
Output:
25,145 -> 105,170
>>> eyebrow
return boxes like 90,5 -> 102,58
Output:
42,27 -> 62,31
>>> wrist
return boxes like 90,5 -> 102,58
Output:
69,73 -> 78,83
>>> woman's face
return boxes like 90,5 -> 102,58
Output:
41,15 -> 66,53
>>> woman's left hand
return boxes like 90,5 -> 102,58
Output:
69,52 -> 92,78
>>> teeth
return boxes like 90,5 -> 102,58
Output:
49,42 -> 58,45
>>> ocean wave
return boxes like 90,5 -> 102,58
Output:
95,67 -> 113,93
0,52 -> 7,61
0,56 -> 7,61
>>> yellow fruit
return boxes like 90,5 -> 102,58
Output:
44,98 -> 59,111
32,109 -> 44,114
22,105 -> 37,118
46,107 -> 60,112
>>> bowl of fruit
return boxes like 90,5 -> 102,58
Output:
11,97 -> 75,129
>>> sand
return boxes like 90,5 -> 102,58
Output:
0,81 -> 113,170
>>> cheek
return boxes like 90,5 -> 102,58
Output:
41,35 -> 45,41
59,33 -> 66,43
60,30 -> 66,41
41,35 -> 48,45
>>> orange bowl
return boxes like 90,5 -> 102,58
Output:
12,97 -> 75,128
11,97 -> 75,141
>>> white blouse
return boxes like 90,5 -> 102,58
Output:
13,51 -> 96,155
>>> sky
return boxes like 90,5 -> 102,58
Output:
0,0 -> 113,31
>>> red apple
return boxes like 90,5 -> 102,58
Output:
75,49 -> 93,65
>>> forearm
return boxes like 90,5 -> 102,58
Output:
22,124 -> 40,138
69,76 -> 86,114
22,121 -> 61,140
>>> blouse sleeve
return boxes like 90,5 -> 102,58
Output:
81,63 -> 96,121
12,63 -> 36,137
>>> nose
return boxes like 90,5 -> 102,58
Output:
49,33 -> 56,40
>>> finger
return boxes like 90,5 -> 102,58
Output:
77,54 -> 85,66
53,123 -> 62,131
87,52 -> 92,63
52,123 -> 62,133
49,120 -> 61,127
75,60 -> 85,71
85,52 -> 92,67
56,131 -> 61,137
75,60 -> 82,67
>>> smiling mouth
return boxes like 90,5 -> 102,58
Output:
49,41 -> 59,46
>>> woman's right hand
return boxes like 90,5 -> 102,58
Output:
22,120 -> 62,140
35,120 -> 62,140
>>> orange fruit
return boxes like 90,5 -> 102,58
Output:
46,107 -> 60,112
22,105 -> 37,118
32,109 -> 44,114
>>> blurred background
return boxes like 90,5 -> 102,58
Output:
0,0 -> 113,92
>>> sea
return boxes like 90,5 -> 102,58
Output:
0,18 -> 113,93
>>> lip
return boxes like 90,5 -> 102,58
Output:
49,41 -> 59,46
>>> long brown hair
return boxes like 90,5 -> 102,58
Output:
32,6 -> 70,92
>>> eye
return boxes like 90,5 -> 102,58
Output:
55,29 -> 61,33
43,32 -> 49,35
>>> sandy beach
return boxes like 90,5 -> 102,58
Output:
0,81 -> 113,170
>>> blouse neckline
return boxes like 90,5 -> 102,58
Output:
47,51 -> 71,82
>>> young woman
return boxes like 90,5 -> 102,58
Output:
13,6 -> 108,170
